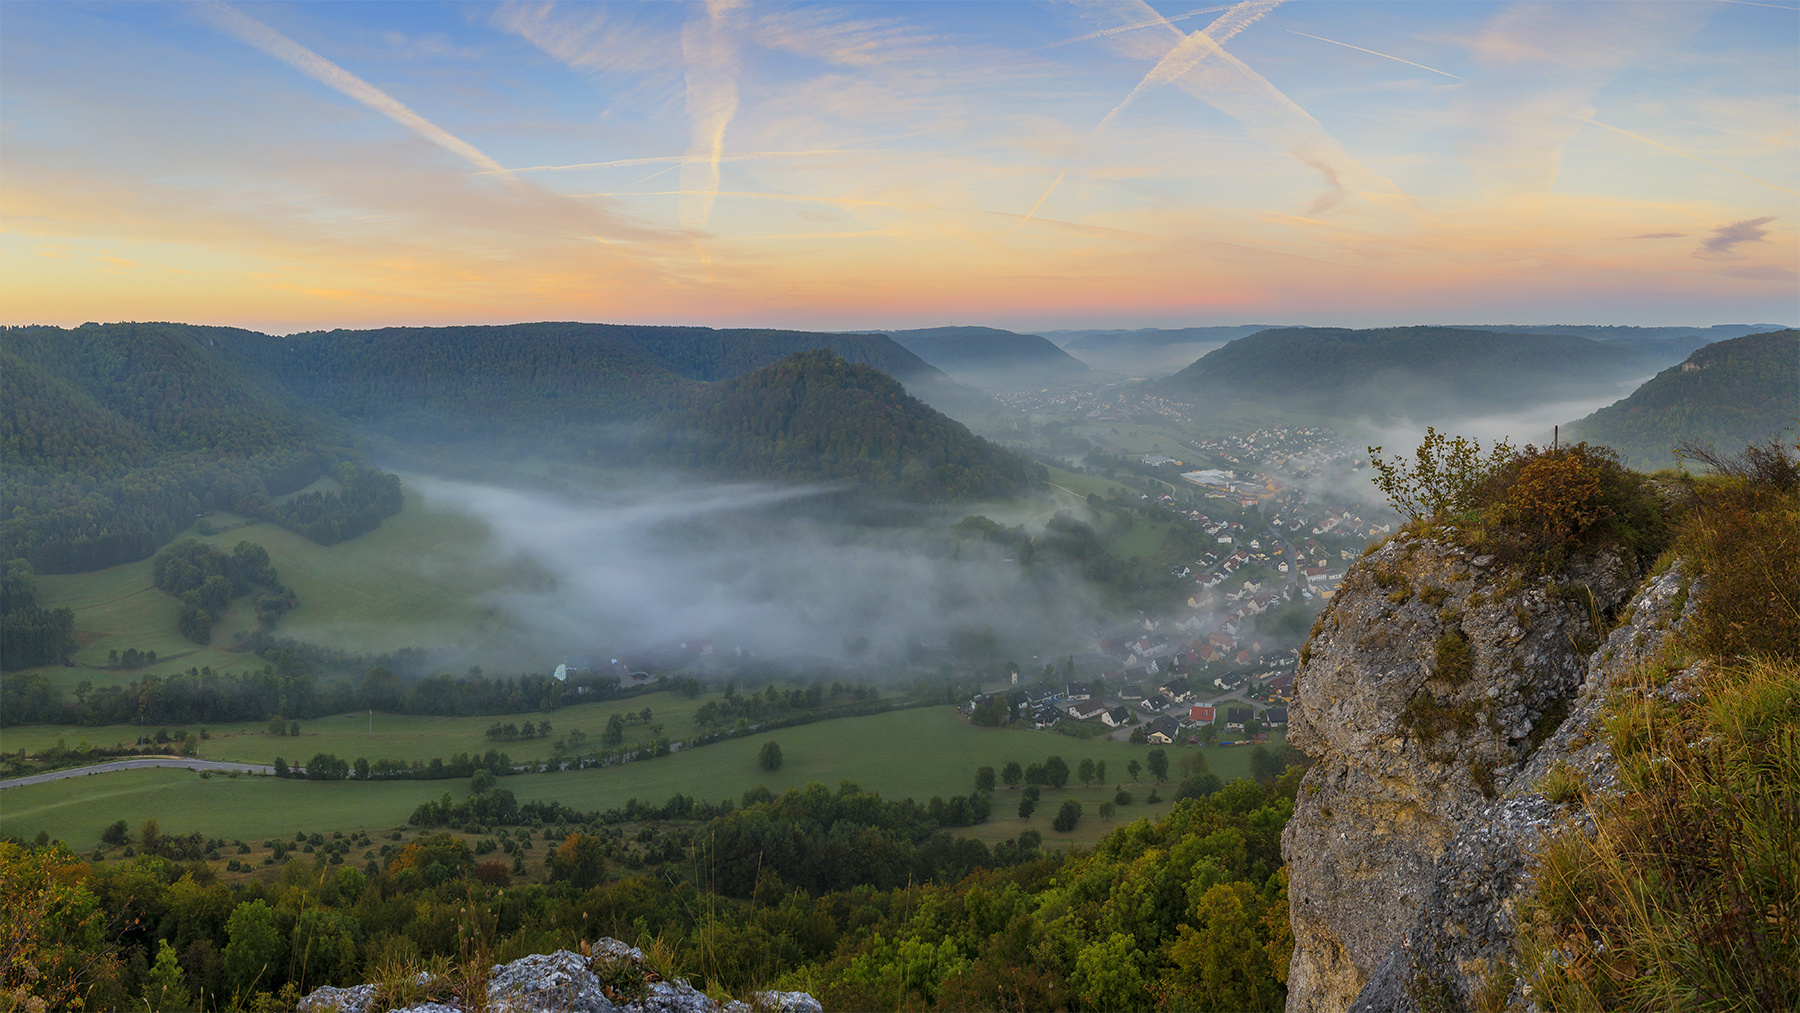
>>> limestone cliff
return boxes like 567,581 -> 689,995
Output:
1281,532 -> 1692,1012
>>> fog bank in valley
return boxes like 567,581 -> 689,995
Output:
1363,372 -> 1654,462
404,475 -> 1108,676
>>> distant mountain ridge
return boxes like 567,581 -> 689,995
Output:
1454,323 -> 1785,343
1562,328 -> 1799,470
879,326 -> 1087,382
1,321 -> 1010,572
1154,325 -> 1705,420
1047,325 -> 1284,352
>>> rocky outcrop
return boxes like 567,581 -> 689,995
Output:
1282,532 -> 1687,1012
297,939 -> 821,1013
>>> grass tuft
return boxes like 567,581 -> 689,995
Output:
1517,656 -> 1800,1011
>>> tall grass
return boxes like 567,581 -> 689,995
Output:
1518,656 -> 1799,1010
1517,442 -> 1799,1010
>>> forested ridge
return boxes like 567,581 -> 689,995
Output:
3,322 -> 988,573
1,323 -> 360,573
883,325 -> 1088,376
1158,325 -> 1703,416
647,349 -> 1040,502
1562,328 -> 1799,470
216,322 -> 943,440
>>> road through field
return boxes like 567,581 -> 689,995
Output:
0,757 -> 276,790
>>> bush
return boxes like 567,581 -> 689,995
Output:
1672,440 -> 1800,659
757,741 -> 783,772
1367,427 -> 1513,520
1051,799 -> 1083,832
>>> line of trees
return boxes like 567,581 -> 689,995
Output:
0,558 -> 76,670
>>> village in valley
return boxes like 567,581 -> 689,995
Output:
951,403 -> 1401,751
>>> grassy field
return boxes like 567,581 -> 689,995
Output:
0,687 -> 730,765
2,706 -> 1285,851
1042,466 -> 1123,501
1108,519 -> 1175,560
24,480 -> 541,692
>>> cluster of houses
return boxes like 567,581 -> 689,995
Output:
965,674 -> 1289,746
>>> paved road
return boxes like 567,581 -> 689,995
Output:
0,757 -> 277,790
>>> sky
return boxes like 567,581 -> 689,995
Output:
2,0 -> 1796,334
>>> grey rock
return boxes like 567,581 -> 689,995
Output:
724,992 -> 824,1013
1283,534 -> 1682,1013
298,938 -> 819,1013
297,983 -> 378,1013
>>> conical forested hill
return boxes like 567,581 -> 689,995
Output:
655,349 -> 1040,501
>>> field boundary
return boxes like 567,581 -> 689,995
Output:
0,757 -> 275,790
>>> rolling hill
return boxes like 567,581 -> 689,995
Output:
644,349 -> 1041,502
1,321 -> 1004,572
881,326 -> 1087,383
1155,325 -> 1704,420
1046,325 -> 1284,376
1561,328 -> 1799,470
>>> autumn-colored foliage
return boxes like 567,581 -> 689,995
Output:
1491,447 -> 1608,550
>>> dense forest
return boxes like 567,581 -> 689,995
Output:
1561,328 -> 1799,470
0,656 -> 607,728
0,558 -> 76,671
1,322 -> 998,574
151,539 -> 292,645
647,350 -> 1041,502
1,766 -> 1301,1012
0,324 -> 359,572
1157,325 -> 1706,418
214,322 -> 942,442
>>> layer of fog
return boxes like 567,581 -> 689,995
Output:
1362,372 -> 1652,459
394,475 -> 1111,676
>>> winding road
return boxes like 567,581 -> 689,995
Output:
0,757 -> 278,790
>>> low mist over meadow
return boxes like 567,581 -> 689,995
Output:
391,474 -> 1110,672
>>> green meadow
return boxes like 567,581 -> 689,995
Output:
0,687 -> 729,766
25,481 -> 549,692
2,706 -> 1283,851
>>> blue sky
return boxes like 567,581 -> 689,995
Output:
3,1 -> 1795,333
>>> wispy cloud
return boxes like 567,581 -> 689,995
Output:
1627,232 -> 1686,239
741,4 -> 944,67
491,148 -> 907,176
1456,2 -> 1709,195
1040,5 -> 1234,49
1699,215 -> 1775,255
1582,118 -> 1797,196
1719,263 -> 1797,282
680,0 -> 742,240
491,1 -> 679,79
1283,29 -> 1463,80
1071,0 -> 1414,215
1093,0 -> 1285,130
197,2 -> 514,179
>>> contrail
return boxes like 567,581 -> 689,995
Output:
1073,0 -> 1418,215
1284,29 -> 1463,80
680,0 -> 741,236
197,2 -> 513,179
1583,118 -> 1798,196
1041,5 -> 1234,49
1095,0 -> 1286,131
570,189 -> 944,211
1712,0 -> 1799,10
486,148 -> 913,176
1009,169 -> 1068,233
1280,25 -> 1791,198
